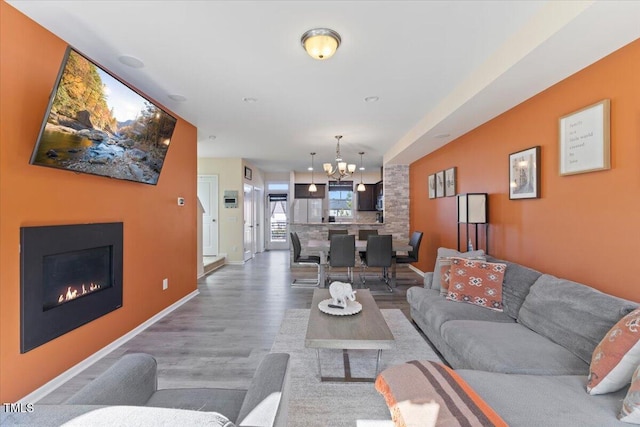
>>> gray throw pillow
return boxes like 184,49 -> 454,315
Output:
431,247 -> 486,292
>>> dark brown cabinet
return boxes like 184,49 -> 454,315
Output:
294,183 -> 325,199
357,185 -> 376,211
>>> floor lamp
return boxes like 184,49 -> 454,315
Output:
457,193 -> 489,253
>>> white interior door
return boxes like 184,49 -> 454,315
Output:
197,175 -> 219,256
254,187 -> 264,253
243,184 -> 254,262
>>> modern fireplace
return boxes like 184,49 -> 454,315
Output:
21,222 -> 123,353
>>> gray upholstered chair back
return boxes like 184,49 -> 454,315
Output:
290,232 -> 302,261
329,234 -> 355,267
365,235 -> 392,268
327,229 -> 348,240
358,229 -> 378,241
407,231 -> 424,260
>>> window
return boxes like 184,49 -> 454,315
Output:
328,181 -> 353,219
268,193 -> 287,242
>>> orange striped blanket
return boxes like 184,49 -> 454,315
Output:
375,360 -> 508,427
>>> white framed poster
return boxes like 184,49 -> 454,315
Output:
559,99 -> 610,176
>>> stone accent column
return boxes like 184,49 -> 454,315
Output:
382,164 -> 410,243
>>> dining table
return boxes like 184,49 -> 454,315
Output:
306,239 -> 413,288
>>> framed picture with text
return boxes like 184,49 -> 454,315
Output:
509,146 -> 540,199
559,99 -> 610,176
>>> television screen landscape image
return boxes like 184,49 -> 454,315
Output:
30,47 -> 177,185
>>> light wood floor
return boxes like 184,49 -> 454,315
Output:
38,250 -> 424,404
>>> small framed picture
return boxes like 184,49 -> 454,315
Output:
509,146 -> 540,199
428,174 -> 435,199
445,167 -> 456,197
244,166 -> 252,180
435,170 -> 445,198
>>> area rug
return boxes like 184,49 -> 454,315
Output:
271,309 -> 442,427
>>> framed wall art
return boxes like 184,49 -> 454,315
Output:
244,166 -> 252,180
428,174 -> 435,199
509,146 -> 540,199
445,167 -> 456,197
435,170 -> 445,198
559,99 -> 610,176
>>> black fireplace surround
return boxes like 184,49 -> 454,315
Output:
21,222 -> 123,353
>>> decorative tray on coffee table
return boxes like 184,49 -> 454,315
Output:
318,299 -> 363,316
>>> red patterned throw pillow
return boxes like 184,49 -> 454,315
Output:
446,258 -> 506,312
587,307 -> 640,395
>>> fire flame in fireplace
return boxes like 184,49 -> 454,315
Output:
57,283 -> 102,304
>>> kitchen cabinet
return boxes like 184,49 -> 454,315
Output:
294,184 -> 325,199
357,185 -> 376,211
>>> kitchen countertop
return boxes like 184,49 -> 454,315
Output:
290,222 -> 384,226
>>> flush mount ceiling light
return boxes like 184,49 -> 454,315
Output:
243,97 -> 258,103
364,96 -> 379,103
301,28 -> 341,60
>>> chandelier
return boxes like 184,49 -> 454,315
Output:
323,135 -> 356,181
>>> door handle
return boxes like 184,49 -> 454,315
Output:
212,219 -> 216,222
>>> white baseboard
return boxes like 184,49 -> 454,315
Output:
408,264 -> 425,277
19,289 -> 200,404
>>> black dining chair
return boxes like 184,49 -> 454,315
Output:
357,229 -> 378,264
290,232 -> 321,287
394,231 -> 424,284
327,229 -> 348,240
326,234 -> 355,286
360,234 -> 393,292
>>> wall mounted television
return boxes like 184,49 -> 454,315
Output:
30,47 -> 177,185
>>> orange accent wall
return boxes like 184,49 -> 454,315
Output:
410,38 -> 640,302
0,2 -> 198,401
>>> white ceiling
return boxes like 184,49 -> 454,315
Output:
8,1 -> 640,174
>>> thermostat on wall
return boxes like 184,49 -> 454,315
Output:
224,190 -> 238,208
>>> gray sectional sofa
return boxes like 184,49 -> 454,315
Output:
407,251 -> 638,427
1,352 -> 290,427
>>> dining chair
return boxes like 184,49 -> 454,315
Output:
357,229 -> 378,264
327,229 -> 348,240
290,232 -> 321,287
360,234 -> 393,292
394,231 -> 424,284
326,234 -> 355,286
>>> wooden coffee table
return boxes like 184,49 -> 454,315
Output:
305,288 -> 395,382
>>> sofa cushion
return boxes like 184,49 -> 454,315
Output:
440,320 -> 589,374
407,287 -> 514,334
431,248 -> 485,291
485,255 -> 542,320
0,405 -> 237,427
518,274 -> 639,364
446,258 -> 506,312
588,308 -> 640,395
146,388 -> 246,420
619,364 -> 640,423
456,372 -> 631,427
236,353 -> 289,427
65,353 -> 157,406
